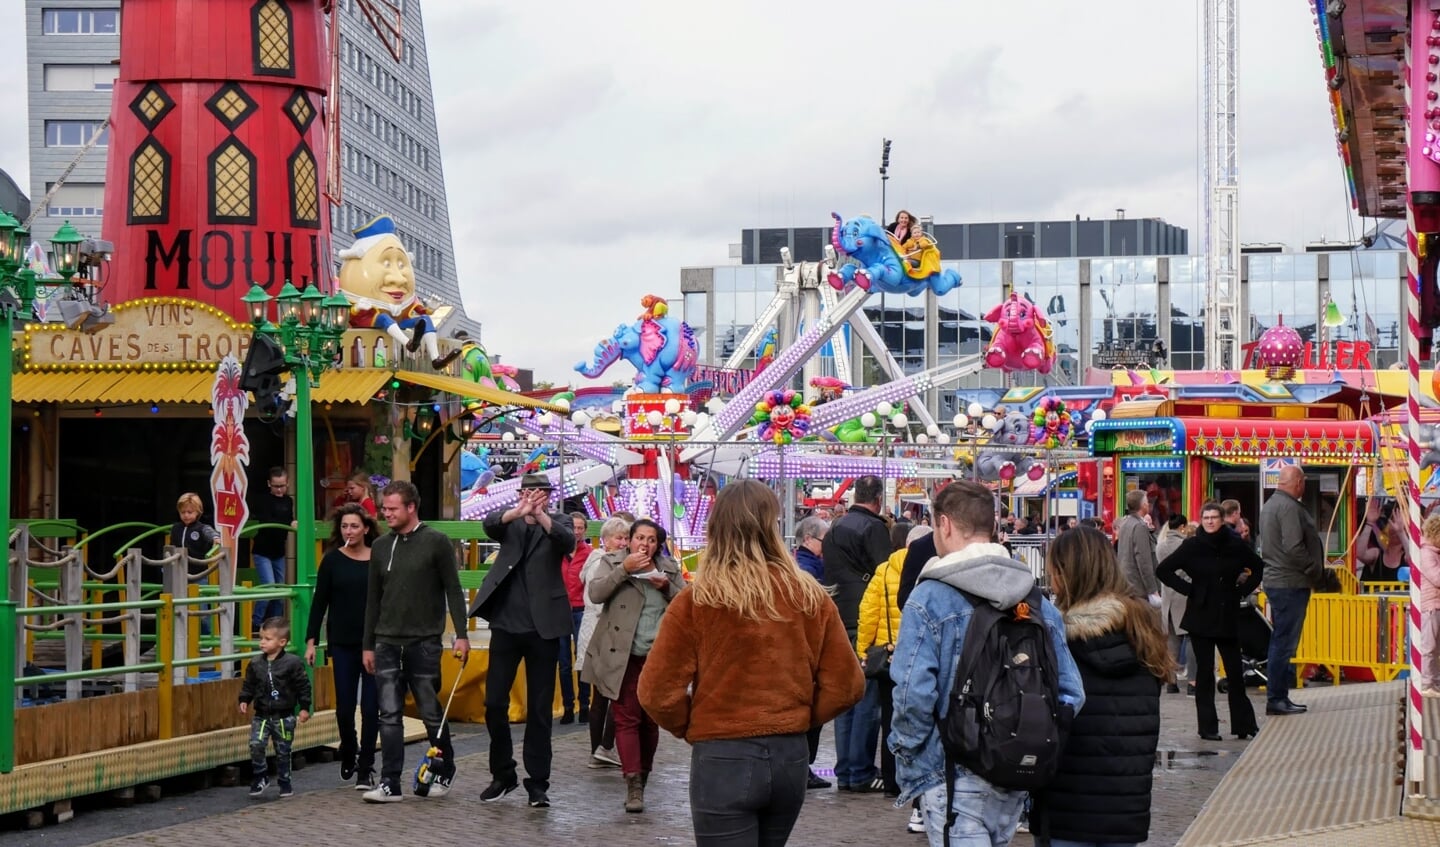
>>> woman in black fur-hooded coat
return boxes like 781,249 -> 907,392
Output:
1033,526 -> 1174,846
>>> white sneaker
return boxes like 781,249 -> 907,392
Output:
363,781 -> 403,803
590,746 -> 621,768
420,773 -> 452,798
907,808 -> 925,834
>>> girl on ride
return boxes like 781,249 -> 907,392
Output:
305,503 -> 381,789
1033,525 -> 1172,847
583,519 -> 686,813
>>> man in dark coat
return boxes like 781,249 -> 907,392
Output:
472,473 -> 575,808
821,475 -> 891,792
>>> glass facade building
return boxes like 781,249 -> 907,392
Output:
681,248 -> 1407,405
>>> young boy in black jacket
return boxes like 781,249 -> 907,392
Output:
240,617 -> 311,797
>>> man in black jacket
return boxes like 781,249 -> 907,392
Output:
821,475 -> 891,792
472,473 -> 576,809
249,467 -> 295,635
361,481 -> 470,804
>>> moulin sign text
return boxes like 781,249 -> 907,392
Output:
26,299 -> 252,368
145,229 -> 326,291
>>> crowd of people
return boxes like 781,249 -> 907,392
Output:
229,459 -> 1436,847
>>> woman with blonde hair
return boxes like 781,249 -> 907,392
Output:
1033,526 -> 1173,847
576,515 -> 631,768
640,480 -> 864,846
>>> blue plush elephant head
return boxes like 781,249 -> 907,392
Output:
831,213 -> 888,259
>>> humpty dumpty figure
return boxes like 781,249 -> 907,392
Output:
338,215 -> 459,370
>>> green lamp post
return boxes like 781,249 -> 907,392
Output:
240,282 -> 350,660
0,218 -> 85,771
49,220 -> 84,283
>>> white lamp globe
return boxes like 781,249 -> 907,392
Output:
891,412 -> 909,429
646,410 -> 664,427
1091,408 -> 1108,422
926,424 -> 941,437
860,412 -> 878,428
536,412 -> 553,427
526,433 -> 540,442
571,411 -> 590,427
937,432 -> 952,444
707,398 -> 725,414
967,402 -> 984,417
916,433 -> 929,444
501,431 -> 516,442
553,397 -> 571,411
981,413 -> 998,430
953,413 -> 969,429
664,398 -> 682,415
877,401 -> 894,417
680,410 -> 698,427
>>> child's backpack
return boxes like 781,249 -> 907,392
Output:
938,585 -> 1073,794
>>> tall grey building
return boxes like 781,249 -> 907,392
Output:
23,0 -> 477,336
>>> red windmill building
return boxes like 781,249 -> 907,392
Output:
101,0 -> 404,323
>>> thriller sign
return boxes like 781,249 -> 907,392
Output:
25,297 -> 253,369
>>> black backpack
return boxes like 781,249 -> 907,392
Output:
938,585 -> 1073,794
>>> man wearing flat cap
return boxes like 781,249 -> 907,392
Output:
471,473 -> 576,808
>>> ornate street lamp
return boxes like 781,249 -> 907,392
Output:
240,280 -> 351,662
50,220 -> 83,283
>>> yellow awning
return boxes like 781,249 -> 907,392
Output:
11,368 -> 390,406
392,369 -> 563,411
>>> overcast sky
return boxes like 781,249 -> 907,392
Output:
0,1 -> 1355,384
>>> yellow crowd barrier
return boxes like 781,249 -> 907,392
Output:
1291,592 -> 1410,688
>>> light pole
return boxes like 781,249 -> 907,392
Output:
241,282 -> 350,654
0,215 -> 82,771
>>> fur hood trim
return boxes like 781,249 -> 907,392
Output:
1061,595 -> 1129,640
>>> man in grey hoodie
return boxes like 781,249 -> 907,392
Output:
890,480 -> 1084,846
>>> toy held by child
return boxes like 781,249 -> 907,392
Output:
240,618 -> 312,798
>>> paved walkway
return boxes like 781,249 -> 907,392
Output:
1,685 -> 1255,847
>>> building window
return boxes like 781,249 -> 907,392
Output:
288,143 -> 320,228
128,138 -> 171,224
46,183 -> 104,217
42,9 -> 120,35
43,64 -> 119,91
45,120 -> 108,147
208,139 -> 258,224
251,0 -> 295,77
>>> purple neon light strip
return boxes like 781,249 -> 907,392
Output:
512,417 -> 629,465
808,378 -> 924,429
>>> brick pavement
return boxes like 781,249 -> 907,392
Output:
11,685 -> 1263,847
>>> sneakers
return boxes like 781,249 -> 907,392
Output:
806,769 -> 832,790
528,788 -> 550,808
362,781 -> 403,803
479,776 -> 519,802
278,780 -> 293,798
340,750 -> 357,781
249,777 -> 269,797
907,808 -> 925,834
417,772 -> 453,799
589,746 -> 621,768
354,770 -> 376,791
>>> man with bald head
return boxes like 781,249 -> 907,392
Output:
1259,465 -> 1325,716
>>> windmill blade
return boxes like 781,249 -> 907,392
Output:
324,0 -> 406,204
355,0 -> 404,61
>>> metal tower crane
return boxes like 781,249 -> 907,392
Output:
1202,0 -> 1241,370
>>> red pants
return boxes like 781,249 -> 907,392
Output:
612,655 -> 659,776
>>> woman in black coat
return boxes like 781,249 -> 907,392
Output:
1156,501 -> 1264,741
1034,526 -> 1173,847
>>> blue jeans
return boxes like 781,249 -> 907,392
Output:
917,776 -> 1025,846
374,639 -> 453,790
1265,587 -> 1311,705
833,677 -> 880,786
251,554 -> 287,629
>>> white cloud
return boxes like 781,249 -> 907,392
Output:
0,0 -> 1358,384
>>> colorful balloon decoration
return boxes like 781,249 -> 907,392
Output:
751,390 -> 813,444
1029,397 -> 1073,449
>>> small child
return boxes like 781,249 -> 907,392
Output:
1417,515 -> 1440,696
170,493 -> 220,637
239,617 -> 312,797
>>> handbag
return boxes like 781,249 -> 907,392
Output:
862,573 -> 894,681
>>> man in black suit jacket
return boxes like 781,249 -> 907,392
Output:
471,473 -> 575,808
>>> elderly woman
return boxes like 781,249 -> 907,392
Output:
576,515 -> 630,768
583,519 -> 686,813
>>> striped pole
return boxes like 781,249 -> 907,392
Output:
1404,3 -> 1434,791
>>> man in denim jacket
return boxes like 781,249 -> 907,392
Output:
889,481 -> 1085,846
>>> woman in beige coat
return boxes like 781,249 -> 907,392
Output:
581,518 -> 686,812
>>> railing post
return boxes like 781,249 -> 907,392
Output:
60,550 -> 82,702
158,593 -> 174,738
0,600 -> 15,773
123,549 -> 141,693
163,546 -> 188,669
217,549 -> 234,677
7,527 -> 28,619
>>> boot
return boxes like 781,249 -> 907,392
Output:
624,774 -> 645,813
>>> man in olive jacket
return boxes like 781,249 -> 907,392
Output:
1259,465 -> 1324,716
471,473 -> 575,808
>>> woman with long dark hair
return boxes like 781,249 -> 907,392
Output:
1034,526 -> 1174,847
1157,502 -> 1264,742
304,503 -> 381,788
639,480 -> 863,846
583,518 -> 686,813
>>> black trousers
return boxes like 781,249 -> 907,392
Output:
1192,635 -> 1257,737
877,674 -> 898,793
691,734 -> 809,847
484,628 -> 560,792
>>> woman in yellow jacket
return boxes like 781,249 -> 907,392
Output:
857,522 -> 931,797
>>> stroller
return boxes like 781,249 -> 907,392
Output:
1217,596 -> 1271,692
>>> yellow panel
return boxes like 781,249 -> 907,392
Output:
394,369 -> 565,411
1274,406 -> 1308,420
1207,403 -> 1240,417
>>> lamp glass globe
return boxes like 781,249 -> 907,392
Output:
967,402 -> 984,417
877,401 -> 894,417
